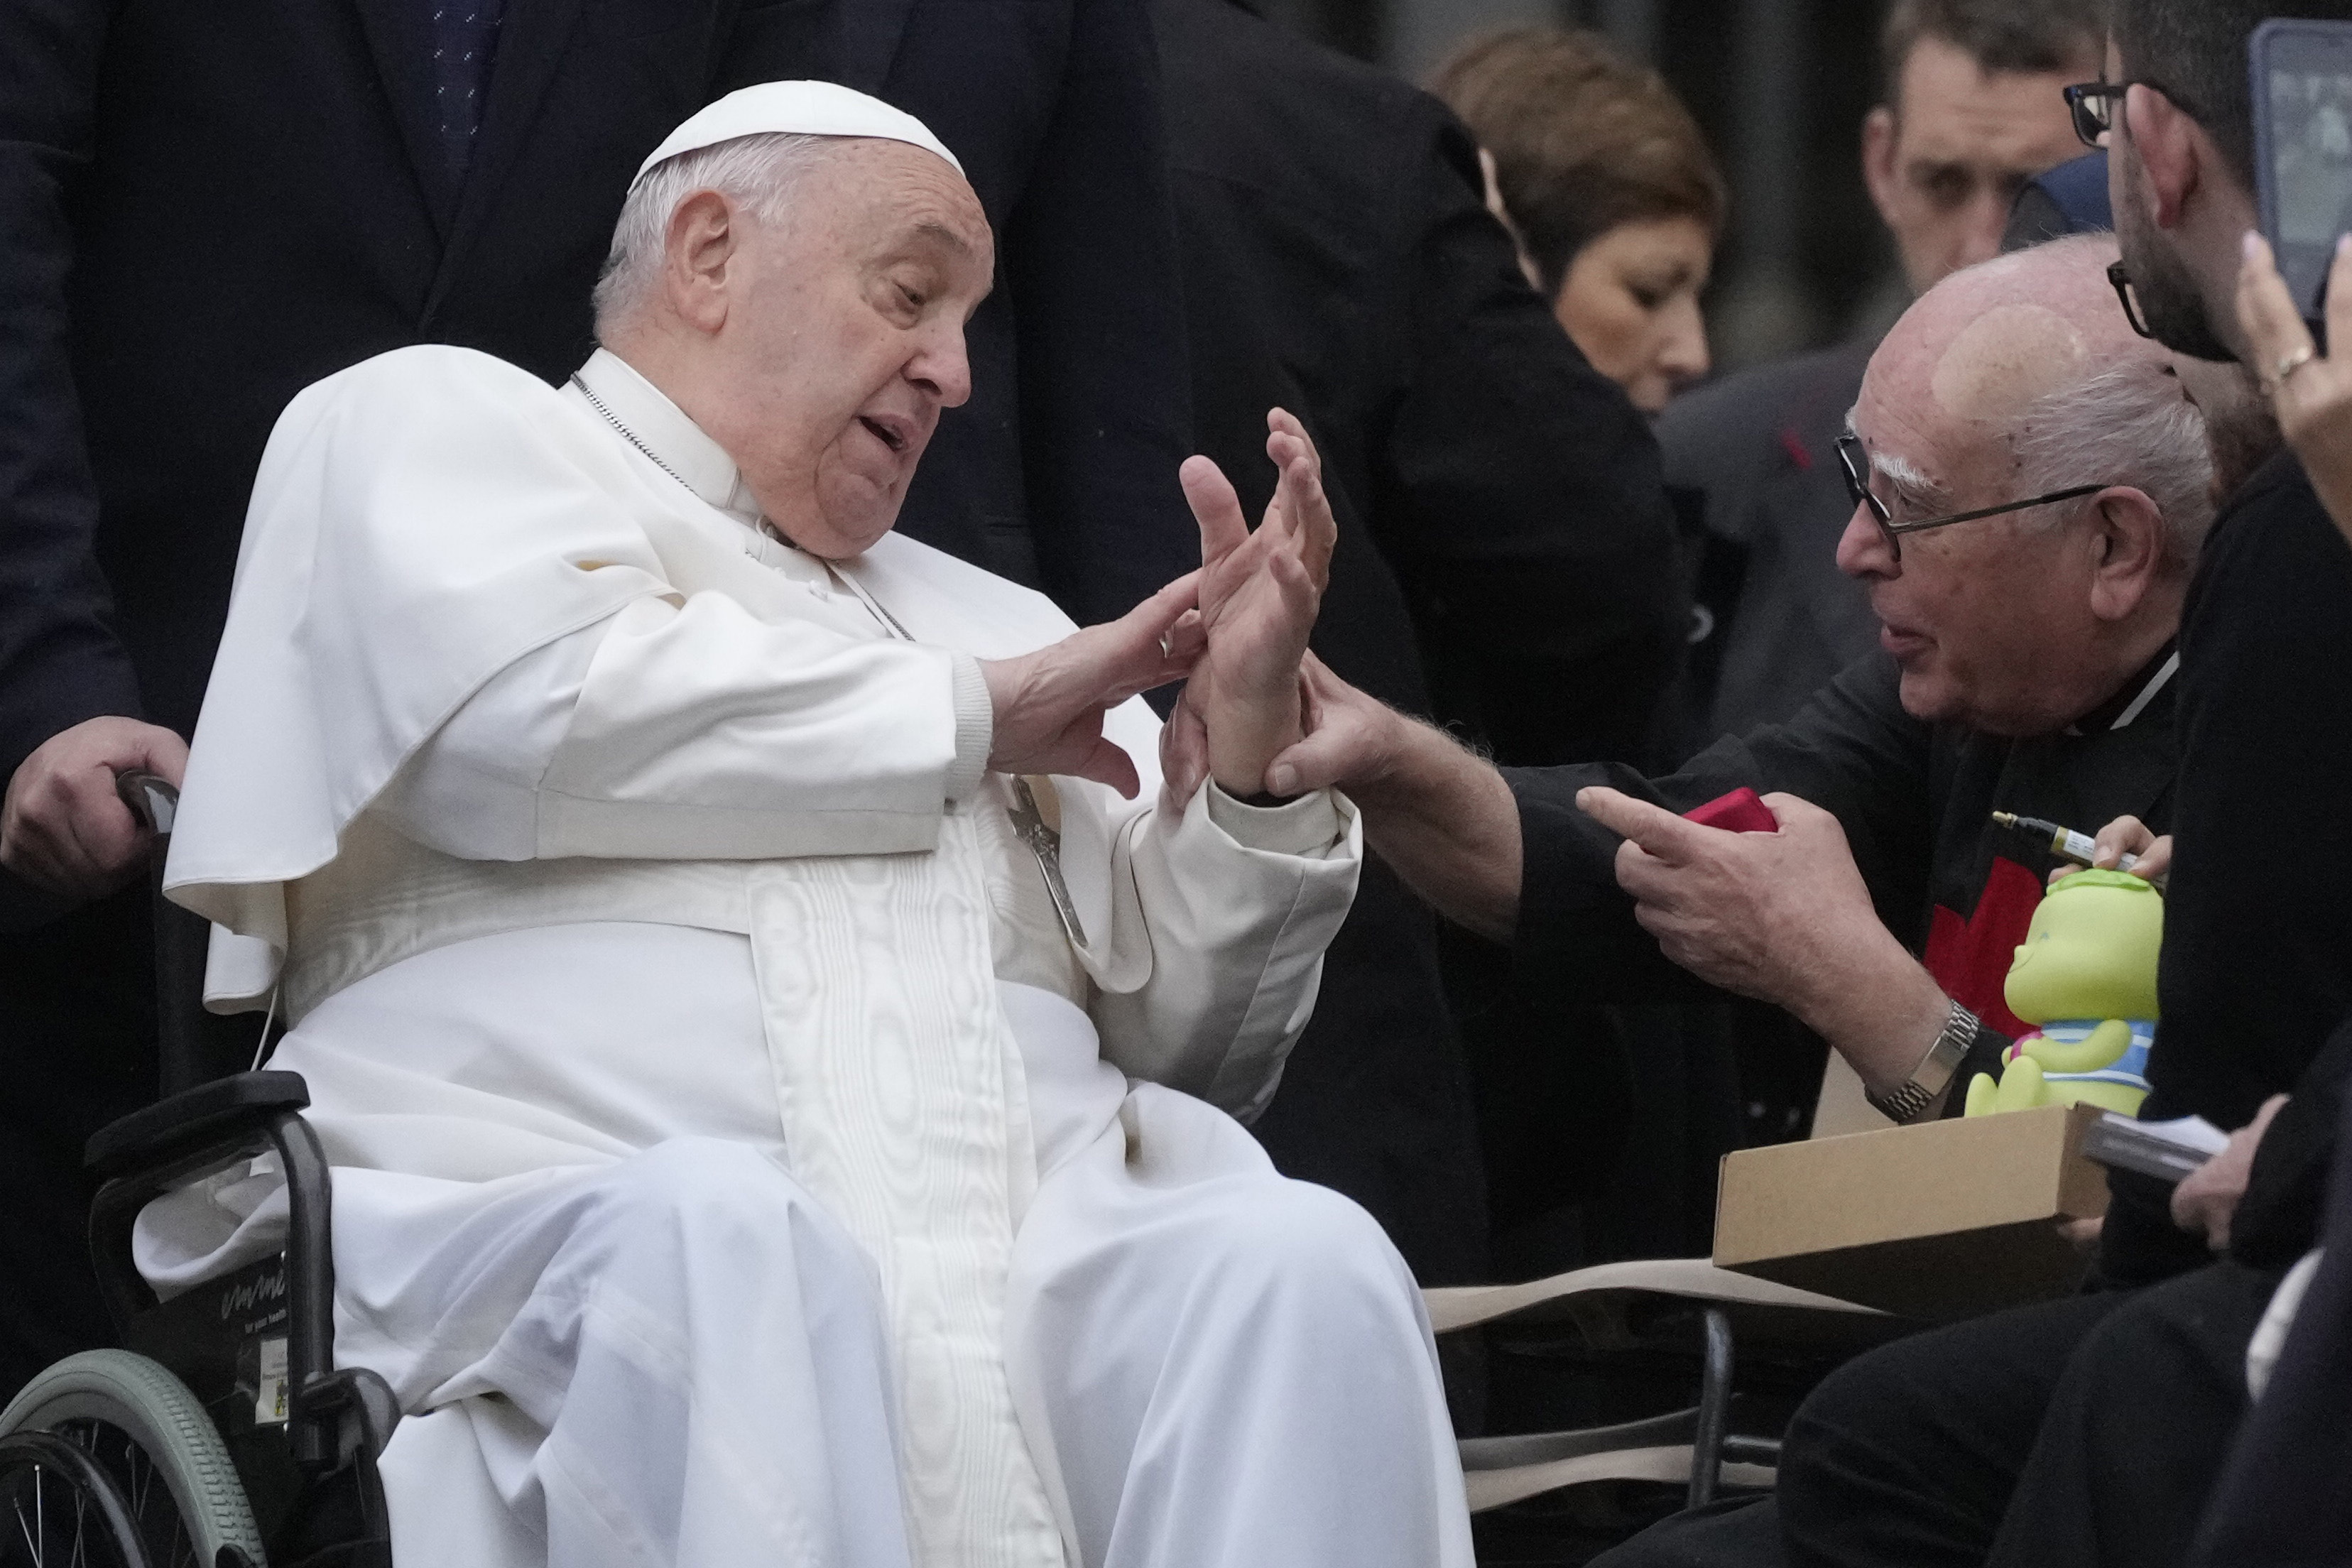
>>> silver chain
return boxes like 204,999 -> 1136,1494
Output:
569,373 -> 695,494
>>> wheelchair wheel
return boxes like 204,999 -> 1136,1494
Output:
0,1349 -> 266,1567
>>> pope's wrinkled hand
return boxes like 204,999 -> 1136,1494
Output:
1180,409 -> 1338,797
1,716 -> 189,900
980,572 -> 1202,798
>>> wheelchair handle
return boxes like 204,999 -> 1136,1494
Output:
113,769 -> 227,1096
115,770 -> 178,837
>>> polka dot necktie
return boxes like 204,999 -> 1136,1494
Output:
428,0 -> 506,184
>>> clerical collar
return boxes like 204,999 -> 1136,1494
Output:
2065,641 -> 2180,736
569,348 -> 760,521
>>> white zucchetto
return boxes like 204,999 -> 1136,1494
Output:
631,80 -> 964,188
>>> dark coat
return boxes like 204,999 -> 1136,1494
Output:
0,0 -> 1191,1393
2190,1035 -> 2352,1567
1653,341 -> 1881,756
2108,454 -> 2352,1285
1153,0 -> 1684,1286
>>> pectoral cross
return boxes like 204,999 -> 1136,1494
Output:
1008,775 -> 1088,949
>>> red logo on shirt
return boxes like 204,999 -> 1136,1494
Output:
1922,856 -> 2043,1040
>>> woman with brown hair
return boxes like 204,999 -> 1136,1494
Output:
1432,28 -> 1726,414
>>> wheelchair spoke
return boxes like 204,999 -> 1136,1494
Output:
123,1446 -> 146,1522
14,1485 -> 38,1564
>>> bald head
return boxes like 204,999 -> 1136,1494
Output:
1859,236 -> 2174,504
1840,234 -> 2216,738
1929,303 -> 2090,424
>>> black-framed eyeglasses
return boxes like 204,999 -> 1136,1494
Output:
2062,78 -> 2202,150
2063,82 -> 2123,148
2107,260 -> 2155,339
1835,434 -> 2109,561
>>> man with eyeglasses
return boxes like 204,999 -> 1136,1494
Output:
1655,0 -> 2104,760
1214,231 -> 2258,1568
1197,233 -> 2206,1174
1600,5 -> 2352,1565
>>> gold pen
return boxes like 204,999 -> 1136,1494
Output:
1991,812 -> 2167,891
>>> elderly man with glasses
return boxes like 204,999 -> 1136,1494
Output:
1205,232 -> 2241,1148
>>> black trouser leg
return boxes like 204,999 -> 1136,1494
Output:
0,883 -> 156,1399
1589,1496 -> 1789,1567
1775,1290 -> 2125,1568
1986,1262 -> 2275,1568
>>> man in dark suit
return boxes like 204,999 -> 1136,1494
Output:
1657,0 -> 2101,756
1151,0 -> 1687,1292
0,0 -> 1192,1397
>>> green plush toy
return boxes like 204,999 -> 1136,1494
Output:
1964,868 -> 2160,1118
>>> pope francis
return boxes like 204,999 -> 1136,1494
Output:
132,82 -> 1472,1568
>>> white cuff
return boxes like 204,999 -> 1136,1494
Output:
944,653 -> 993,803
1202,780 -> 1346,858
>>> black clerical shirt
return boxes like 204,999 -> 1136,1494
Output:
1504,646 -> 2181,1104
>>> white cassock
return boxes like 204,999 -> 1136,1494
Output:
136,345 -> 1474,1568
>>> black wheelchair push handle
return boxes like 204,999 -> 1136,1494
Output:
114,769 -> 249,1096
114,769 -> 178,835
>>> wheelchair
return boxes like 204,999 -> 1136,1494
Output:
0,776 -> 400,1568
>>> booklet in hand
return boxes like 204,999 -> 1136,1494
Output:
2081,1113 -> 2228,1185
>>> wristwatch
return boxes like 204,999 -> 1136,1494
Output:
1866,998 -> 1980,1124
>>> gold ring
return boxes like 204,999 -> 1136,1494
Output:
2277,345 -> 2317,385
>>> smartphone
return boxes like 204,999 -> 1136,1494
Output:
2250,18 -> 2352,332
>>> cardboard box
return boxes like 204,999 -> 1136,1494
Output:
1712,1104 -> 2109,1321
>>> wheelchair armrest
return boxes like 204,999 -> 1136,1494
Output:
85,1069 -> 337,1429
85,1070 -> 311,1182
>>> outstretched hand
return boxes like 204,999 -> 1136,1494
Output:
1263,651 -> 1404,800
2238,230 -> 2352,547
1180,408 -> 1338,796
981,573 -> 1203,798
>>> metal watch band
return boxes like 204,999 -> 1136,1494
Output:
1866,999 -> 1981,1125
